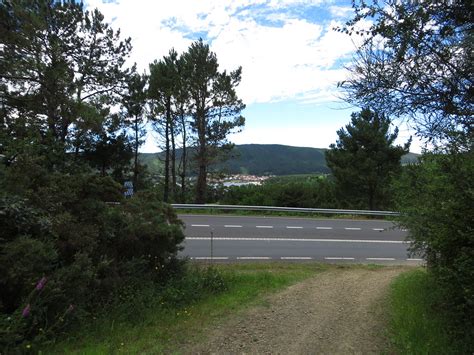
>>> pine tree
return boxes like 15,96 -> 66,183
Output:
148,50 -> 179,202
122,72 -> 147,191
182,39 -> 245,203
325,108 -> 410,210
0,0 -> 133,166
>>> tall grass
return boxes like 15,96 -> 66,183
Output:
389,269 -> 471,354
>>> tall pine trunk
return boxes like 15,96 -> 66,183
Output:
133,117 -> 139,192
179,111 -> 187,203
195,110 -> 207,203
163,97 -> 171,202
170,121 -> 177,201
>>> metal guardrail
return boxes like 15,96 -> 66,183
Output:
171,204 -> 400,217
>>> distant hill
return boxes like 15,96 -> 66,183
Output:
219,144 -> 329,175
140,144 -> 420,176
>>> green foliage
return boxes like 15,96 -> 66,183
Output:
340,1 -> 473,348
0,2 -> 187,351
389,269 -> 472,354
395,152 -> 474,344
0,186 -> 186,350
220,175 -> 338,208
338,0 -> 473,148
158,266 -> 228,309
182,39 -> 246,203
0,0 -> 133,158
326,109 -> 410,210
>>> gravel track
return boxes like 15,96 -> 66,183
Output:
184,266 -> 407,354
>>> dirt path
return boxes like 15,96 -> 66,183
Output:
185,266 -> 407,354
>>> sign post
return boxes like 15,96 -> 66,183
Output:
124,181 -> 134,198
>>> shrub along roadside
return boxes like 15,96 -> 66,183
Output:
43,263 -> 326,354
395,151 -> 474,345
389,269 -> 472,354
0,181 -> 185,352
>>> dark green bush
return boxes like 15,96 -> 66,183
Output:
0,176 -> 185,350
220,176 -> 338,209
395,151 -> 474,346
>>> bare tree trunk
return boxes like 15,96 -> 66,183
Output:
180,112 -> 187,203
195,110 -> 207,204
163,97 -> 171,202
170,121 -> 177,201
133,117 -> 139,192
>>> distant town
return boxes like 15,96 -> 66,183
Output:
213,174 -> 272,187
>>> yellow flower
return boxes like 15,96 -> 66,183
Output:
26,344 -> 31,349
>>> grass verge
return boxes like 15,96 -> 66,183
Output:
44,262 -> 327,354
388,268 -> 470,354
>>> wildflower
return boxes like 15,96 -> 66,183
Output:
26,344 -> 31,349
67,304 -> 74,313
35,276 -> 47,291
22,304 -> 31,318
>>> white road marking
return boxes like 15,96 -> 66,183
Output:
286,226 -> 303,229
406,258 -> 423,261
192,257 -> 229,260
237,256 -> 271,260
325,257 -> 355,260
281,257 -> 312,260
366,257 -> 396,261
401,229 -> 408,232
345,227 -> 362,230
191,224 -> 210,227
224,225 -> 242,228
372,228 -> 385,231
256,225 -> 274,229
316,227 -> 333,230
186,237 -> 409,244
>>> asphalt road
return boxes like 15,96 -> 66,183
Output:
178,214 -> 421,264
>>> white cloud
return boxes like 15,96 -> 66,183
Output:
328,5 -> 353,18
85,0 -> 361,105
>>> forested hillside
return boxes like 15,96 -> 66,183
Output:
140,144 -> 420,176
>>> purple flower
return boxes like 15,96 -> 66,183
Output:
22,304 -> 31,318
35,276 -> 47,291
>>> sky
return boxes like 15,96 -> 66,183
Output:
85,0 -> 422,153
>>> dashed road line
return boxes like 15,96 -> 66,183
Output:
345,227 -> 362,230
366,257 -> 396,261
256,225 -> 274,228
372,228 -> 385,231
224,225 -> 242,228
192,257 -> 229,260
406,258 -> 423,261
281,257 -> 312,260
316,227 -> 333,230
324,257 -> 355,260
191,224 -> 210,227
286,226 -> 303,229
186,237 -> 409,244
237,256 -> 271,260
